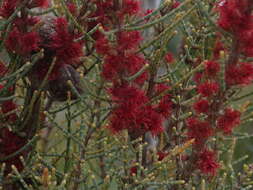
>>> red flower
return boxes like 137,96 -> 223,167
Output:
21,32 -> 41,54
217,108 -> 241,134
216,0 -> 252,32
145,9 -> 153,16
109,84 -> 163,136
165,52 -> 174,63
34,17 -> 84,80
155,96 -> 172,118
95,36 -> 111,55
197,149 -> 220,176
0,128 -> 27,175
197,81 -> 219,97
216,0 -> 253,56
1,100 -> 16,114
213,38 -> 225,59
193,99 -> 209,114
172,1 -> 181,9
121,0 -> 140,16
123,54 -> 148,85
5,27 -> 40,55
67,2 -> 78,16
1,100 -> 17,122
226,62 -> 253,86
102,54 -> 123,82
193,72 -> 203,84
117,31 -> 142,50
157,151 -> 169,161
186,117 -> 213,145
102,53 -> 148,84
130,166 -> 137,176
13,16 -> 40,28
5,27 -> 20,53
0,0 -> 18,18
204,60 -> 220,77
89,0 -> 114,26
51,17 -> 83,62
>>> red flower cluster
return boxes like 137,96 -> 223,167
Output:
197,81 -> 219,97
190,59 -> 222,174
154,84 -> 173,117
226,62 -> 253,86
0,84 -> 22,174
50,18 -> 83,65
130,166 -> 137,176
0,128 -> 27,175
93,1 -> 172,137
0,0 -> 49,18
186,117 -> 213,145
217,0 -> 252,33
120,0 -> 140,17
67,2 -> 78,16
89,0 -> 140,31
165,52 -> 174,64
204,60 -> 220,77
117,31 -> 142,50
172,1 -> 181,9
213,37 -> 225,60
197,149 -> 220,176
109,84 -> 164,136
34,17 -> 84,80
217,108 -> 241,134
193,99 -> 209,114
0,0 -> 18,18
217,0 -> 253,85
6,27 -> 40,55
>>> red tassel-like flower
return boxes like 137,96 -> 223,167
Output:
1,100 -> 17,122
172,1 -> 181,9
0,128 -> 27,175
109,84 -> 163,136
67,2 -> 78,16
117,31 -> 142,50
217,0 -> 252,32
165,52 -> 174,64
51,17 -> 83,62
130,166 -> 137,176
193,99 -> 209,114
204,60 -> 220,77
197,81 -> 219,97
213,38 -> 225,59
226,62 -> 253,86
5,27 -> 40,55
193,72 -> 203,84
32,17 -> 83,80
217,108 -> 241,134
186,117 -> 213,145
121,0 -> 140,16
0,0 -> 18,18
197,149 -> 220,176
102,53 -> 147,84
95,36 -> 111,55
